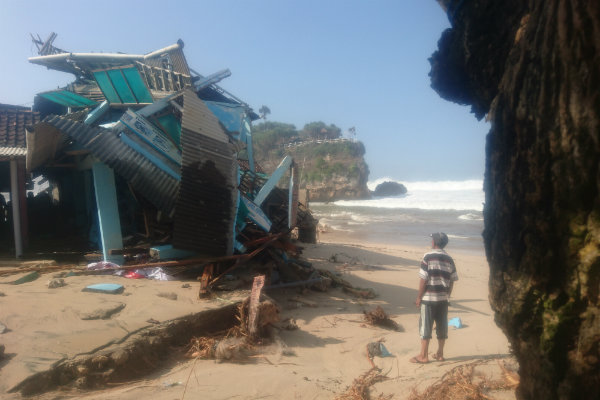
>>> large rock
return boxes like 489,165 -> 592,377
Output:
431,1 -> 600,399
371,181 -> 407,197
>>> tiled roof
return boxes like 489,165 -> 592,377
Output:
0,106 -> 41,149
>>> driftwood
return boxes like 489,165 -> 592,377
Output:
363,306 -> 403,331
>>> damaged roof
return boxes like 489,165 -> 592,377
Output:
0,105 -> 41,158
25,34 -> 300,260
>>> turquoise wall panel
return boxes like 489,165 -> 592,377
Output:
93,71 -> 121,103
122,67 -> 153,103
107,69 -> 136,104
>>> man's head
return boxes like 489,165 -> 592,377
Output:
430,232 -> 449,249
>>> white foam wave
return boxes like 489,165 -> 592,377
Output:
368,178 -> 483,192
447,234 -> 471,240
458,213 -> 484,221
334,196 -> 483,211
360,178 -> 484,211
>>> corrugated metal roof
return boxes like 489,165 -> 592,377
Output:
143,43 -> 190,75
68,81 -> 106,103
173,127 -> 236,255
34,115 -> 180,215
181,89 -> 228,143
38,90 -> 97,108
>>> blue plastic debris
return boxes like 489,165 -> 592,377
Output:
448,317 -> 463,329
379,342 -> 393,357
82,283 -> 124,294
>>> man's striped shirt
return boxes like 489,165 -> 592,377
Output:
419,249 -> 458,303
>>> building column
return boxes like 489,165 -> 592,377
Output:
17,158 -> 28,248
92,162 -> 123,264
9,158 -> 22,257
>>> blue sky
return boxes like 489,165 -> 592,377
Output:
0,0 -> 488,181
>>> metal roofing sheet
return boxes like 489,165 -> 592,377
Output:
181,89 -> 228,143
204,101 -> 245,137
38,90 -> 97,108
34,115 -> 180,215
143,45 -> 190,75
172,126 -> 237,256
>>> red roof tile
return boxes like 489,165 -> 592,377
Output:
0,106 -> 41,149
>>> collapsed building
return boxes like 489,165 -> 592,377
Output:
2,34 -> 317,290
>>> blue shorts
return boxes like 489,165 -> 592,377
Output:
419,302 -> 448,340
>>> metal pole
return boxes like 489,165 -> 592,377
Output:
10,159 -> 23,257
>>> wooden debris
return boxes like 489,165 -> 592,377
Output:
186,337 -> 218,359
408,359 -> 519,400
363,306 -> 403,331
248,275 -> 266,338
318,269 -> 376,298
186,294 -> 279,363
198,264 -> 214,298
335,367 -> 392,400
343,286 -> 376,299
288,296 -> 318,308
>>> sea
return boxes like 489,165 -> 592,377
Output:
310,178 -> 485,254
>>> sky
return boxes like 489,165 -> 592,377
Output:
0,0 -> 489,182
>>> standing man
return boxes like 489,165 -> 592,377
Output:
410,232 -> 458,363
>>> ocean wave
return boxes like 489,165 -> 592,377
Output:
458,213 -> 484,221
334,197 -> 483,212
447,234 -> 471,240
367,177 -> 483,192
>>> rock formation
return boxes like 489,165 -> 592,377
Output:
371,181 -> 407,197
430,1 -> 599,399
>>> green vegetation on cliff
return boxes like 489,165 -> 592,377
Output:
251,121 -> 370,201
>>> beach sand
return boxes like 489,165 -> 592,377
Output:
0,233 -> 515,399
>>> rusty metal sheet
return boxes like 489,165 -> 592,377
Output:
181,89 -> 229,143
172,128 -> 237,255
143,43 -> 190,76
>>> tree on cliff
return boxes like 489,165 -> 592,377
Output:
300,121 -> 342,140
258,105 -> 271,120
252,121 -> 298,160
430,1 -> 599,399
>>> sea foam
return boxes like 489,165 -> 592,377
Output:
334,178 -> 485,212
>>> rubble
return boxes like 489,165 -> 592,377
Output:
8,33 -> 320,294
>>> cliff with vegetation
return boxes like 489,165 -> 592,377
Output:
252,121 -> 370,202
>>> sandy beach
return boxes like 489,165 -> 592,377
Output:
0,232 -> 515,399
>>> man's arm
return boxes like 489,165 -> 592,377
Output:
415,278 -> 427,307
448,281 -> 454,298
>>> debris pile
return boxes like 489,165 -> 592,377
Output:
363,306 -> 403,331
21,33 -> 319,292
408,359 -> 519,400
186,276 -> 281,363
334,367 -> 392,400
